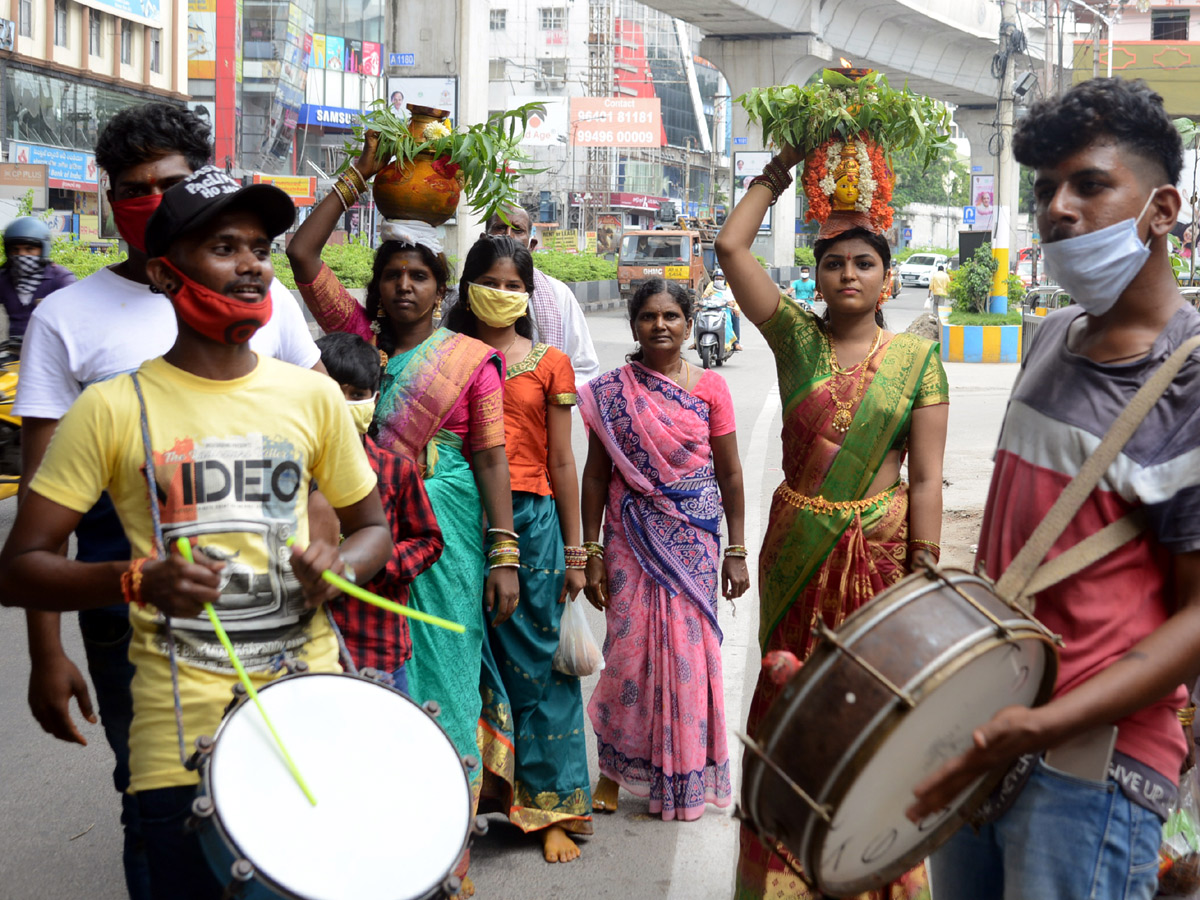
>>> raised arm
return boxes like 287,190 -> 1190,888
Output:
714,145 -> 803,326
287,132 -> 387,285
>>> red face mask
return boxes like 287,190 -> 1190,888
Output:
111,193 -> 164,253
159,259 -> 272,345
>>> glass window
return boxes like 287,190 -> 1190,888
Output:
538,57 -> 566,80
120,19 -> 131,63
19,0 -> 32,38
489,58 -> 506,81
538,7 -> 564,30
89,11 -> 102,56
151,28 -> 160,72
490,9 -> 506,30
53,0 -> 67,47
1151,10 -> 1189,41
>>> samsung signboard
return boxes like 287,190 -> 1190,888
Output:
297,104 -> 362,131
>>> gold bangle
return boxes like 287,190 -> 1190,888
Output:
583,541 -> 605,559
344,163 -> 368,193
1179,705 -> 1196,728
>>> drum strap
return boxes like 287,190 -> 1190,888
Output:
995,334 -> 1200,612
130,372 -> 190,767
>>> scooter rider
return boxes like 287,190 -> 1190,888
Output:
1,218 -> 75,339
703,269 -> 742,351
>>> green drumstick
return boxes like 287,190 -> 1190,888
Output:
175,537 -> 318,807
285,536 -> 465,634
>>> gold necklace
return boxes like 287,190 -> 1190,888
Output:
827,327 -> 882,434
676,357 -> 692,391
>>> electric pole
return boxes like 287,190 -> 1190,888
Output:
992,0 -> 1020,313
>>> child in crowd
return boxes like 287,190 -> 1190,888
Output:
315,332 -> 444,695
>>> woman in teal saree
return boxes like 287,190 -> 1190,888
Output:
288,134 -> 519,897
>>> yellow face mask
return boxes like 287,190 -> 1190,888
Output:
468,282 -> 529,328
347,395 -> 377,435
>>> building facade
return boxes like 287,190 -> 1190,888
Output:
0,0 -> 187,233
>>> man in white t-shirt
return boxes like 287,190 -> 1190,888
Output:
11,102 -> 321,900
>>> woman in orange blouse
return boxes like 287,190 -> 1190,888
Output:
447,236 -> 593,865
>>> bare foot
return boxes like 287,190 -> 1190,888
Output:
454,875 -> 475,899
542,825 -> 581,863
592,775 -> 619,813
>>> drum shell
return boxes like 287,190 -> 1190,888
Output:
742,568 -> 1058,895
194,671 -> 470,900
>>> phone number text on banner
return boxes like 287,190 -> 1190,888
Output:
569,98 -> 663,148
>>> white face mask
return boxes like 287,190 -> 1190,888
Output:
1040,188 -> 1160,316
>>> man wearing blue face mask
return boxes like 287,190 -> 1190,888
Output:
912,78 -> 1200,900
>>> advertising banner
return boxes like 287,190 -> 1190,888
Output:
0,163 -> 48,207
252,173 -> 316,206
188,0 -> 216,79
362,41 -> 381,77
509,96 -> 564,146
9,142 -> 98,191
386,76 -> 457,122
77,0 -> 161,28
732,151 -> 772,231
346,39 -> 362,74
568,97 -> 662,148
970,174 -> 996,233
311,33 -> 325,69
324,36 -> 344,71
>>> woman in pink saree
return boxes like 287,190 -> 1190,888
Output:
579,279 -> 750,821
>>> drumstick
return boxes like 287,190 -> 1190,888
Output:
285,536 -> 466,633
175,538 -> 318,807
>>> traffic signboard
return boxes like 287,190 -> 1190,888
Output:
389,52 -> 415,66
963,206 -> 977,225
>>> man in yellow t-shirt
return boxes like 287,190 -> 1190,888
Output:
0,167 -> 390,899
927,263 -> 951,310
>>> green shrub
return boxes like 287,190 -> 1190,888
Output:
49,237 -> 126,279
947,309 -> 1022,326
531,251 -> 616,282
1007,273 -> 1026,310
794,246 -> 816,267
272,237 -> 377,290
948,243 -> 1000,314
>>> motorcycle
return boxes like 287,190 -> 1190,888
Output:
694,288 -> 737,369
0,337 -> 21,502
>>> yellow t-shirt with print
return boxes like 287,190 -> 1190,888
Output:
30,355 -> 377,792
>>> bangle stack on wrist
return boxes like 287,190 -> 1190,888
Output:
332,165 -> 368,212
487,528 -> 521,570
724,544 -> 748,559
564,546 -> 587,570
747,156 -> 795,206
908,539 -> 941,563
583,541 -> 605,561
121,557 -> 150,606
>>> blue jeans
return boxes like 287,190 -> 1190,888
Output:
78,607 -> 152,900
136,787 -> 224,900
388,664 -> 409,696
929,760 -> 1163,900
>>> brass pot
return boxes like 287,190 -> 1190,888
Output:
372,104 -> 463,226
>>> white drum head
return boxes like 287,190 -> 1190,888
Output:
813,635 -> 1049,895
207,674 -> 470,900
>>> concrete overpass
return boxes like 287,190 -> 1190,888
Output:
634,0 -> 1046,262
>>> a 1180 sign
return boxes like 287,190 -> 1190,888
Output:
568,97 -> 663,148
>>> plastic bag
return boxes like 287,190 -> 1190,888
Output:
1158,765 -> 1200,897
552,596 -> 605,677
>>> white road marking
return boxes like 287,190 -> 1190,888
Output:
667,380 -> 781,899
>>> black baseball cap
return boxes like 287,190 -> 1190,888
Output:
145,166 -> 295,258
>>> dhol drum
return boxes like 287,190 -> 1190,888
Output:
738,566 -> 1060,898
188,671 -> 480,900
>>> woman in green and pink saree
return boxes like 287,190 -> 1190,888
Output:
716,144 -> 949,900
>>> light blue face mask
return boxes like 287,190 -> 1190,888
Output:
1040,188 -> 1160,316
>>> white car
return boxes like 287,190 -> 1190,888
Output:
898,253 -> 950,290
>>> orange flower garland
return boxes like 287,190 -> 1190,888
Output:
801,131 -> 895,233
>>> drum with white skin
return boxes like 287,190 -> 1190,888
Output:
739,567 -> 1060,898
189,671 -> 480,900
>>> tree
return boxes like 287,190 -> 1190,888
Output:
950,241 -> 1000,313
891,146 -> 969,209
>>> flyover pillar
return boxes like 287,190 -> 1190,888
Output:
954,106 -> 998,187
701,36 -> 834,268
